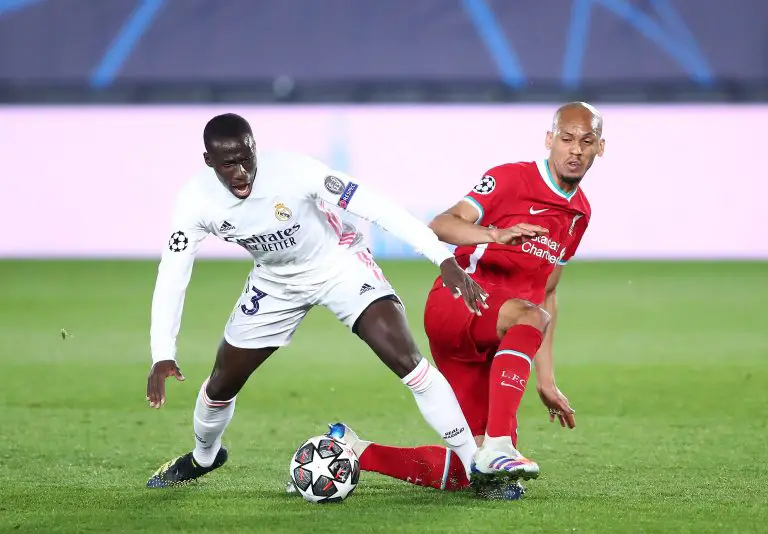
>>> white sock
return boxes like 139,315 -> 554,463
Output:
192,379 -> 236,468
402,358 -> 477,476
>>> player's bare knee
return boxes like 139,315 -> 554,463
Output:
517,305 -> 550,333
496,299 -> 550,339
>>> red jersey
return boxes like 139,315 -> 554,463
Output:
454,160 -> 591,305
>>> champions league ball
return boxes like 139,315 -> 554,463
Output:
289,435 -> 360,503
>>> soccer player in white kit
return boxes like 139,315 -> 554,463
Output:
145,113 -> 489,488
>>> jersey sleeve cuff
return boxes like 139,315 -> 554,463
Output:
461,196 -> 484,224
425,243 -> 456,266
411,230 -> 455,266
151,347 -> 177,364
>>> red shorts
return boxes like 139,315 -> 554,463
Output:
423,276 -> 526,436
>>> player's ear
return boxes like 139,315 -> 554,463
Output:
545,131 -> 553,150
203,152 -> 213,168
598,138 -> 605,157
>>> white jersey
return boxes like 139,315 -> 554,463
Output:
150,150 -> 453,363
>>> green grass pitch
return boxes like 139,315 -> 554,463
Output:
1,259 -> 766,533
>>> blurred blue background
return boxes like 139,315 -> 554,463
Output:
1,0 -> 765,103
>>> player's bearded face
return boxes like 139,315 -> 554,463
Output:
205,135 -> 258,199
546,121 -> 604,183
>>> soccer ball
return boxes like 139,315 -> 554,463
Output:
289,435 -> 360,503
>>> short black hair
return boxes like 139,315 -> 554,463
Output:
203,113 -> 252,151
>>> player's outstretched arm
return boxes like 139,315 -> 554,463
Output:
429,201 -> 548,247
313,170 -> 488,314
147,242 -> 199,408
535,266 -> 576,429
147,189 -> 208,409
428,201 -> 496,245
355,190 -> 489,315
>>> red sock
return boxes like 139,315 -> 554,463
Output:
486,324 -> 544,439
359,444 -> 469,491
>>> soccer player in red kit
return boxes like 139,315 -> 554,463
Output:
308,102 -> 606,500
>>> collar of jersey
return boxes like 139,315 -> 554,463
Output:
537,159 -> 578,201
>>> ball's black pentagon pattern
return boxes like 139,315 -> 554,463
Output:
312,475 -> 338,498
317,439 -> 342,459
293,466 -> 313,491
329,458 -> 352,483
168,231 -> 189,252
294,443 -> 315,465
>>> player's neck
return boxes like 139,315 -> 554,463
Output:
545,159 -> 579,194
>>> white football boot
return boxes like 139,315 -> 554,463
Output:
470,436 -> 539,499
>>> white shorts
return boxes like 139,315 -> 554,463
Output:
223,247 -> 401,349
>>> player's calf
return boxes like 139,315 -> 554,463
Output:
470,298 -> 546,500
331,423 -> 470,492
192,379 -> 236,467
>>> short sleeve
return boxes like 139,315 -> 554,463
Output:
461,165 -> 519,225
558,214 -> 589,265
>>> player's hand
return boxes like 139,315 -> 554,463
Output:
146,360 -> 185,409
439,257 -> 489,316
537,383 -> 576,429
490,224 -> 548,246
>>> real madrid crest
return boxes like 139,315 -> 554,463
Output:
274,202 -> 292,221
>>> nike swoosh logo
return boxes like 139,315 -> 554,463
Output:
529,207 -> 549,215
500,381 -> 524,391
